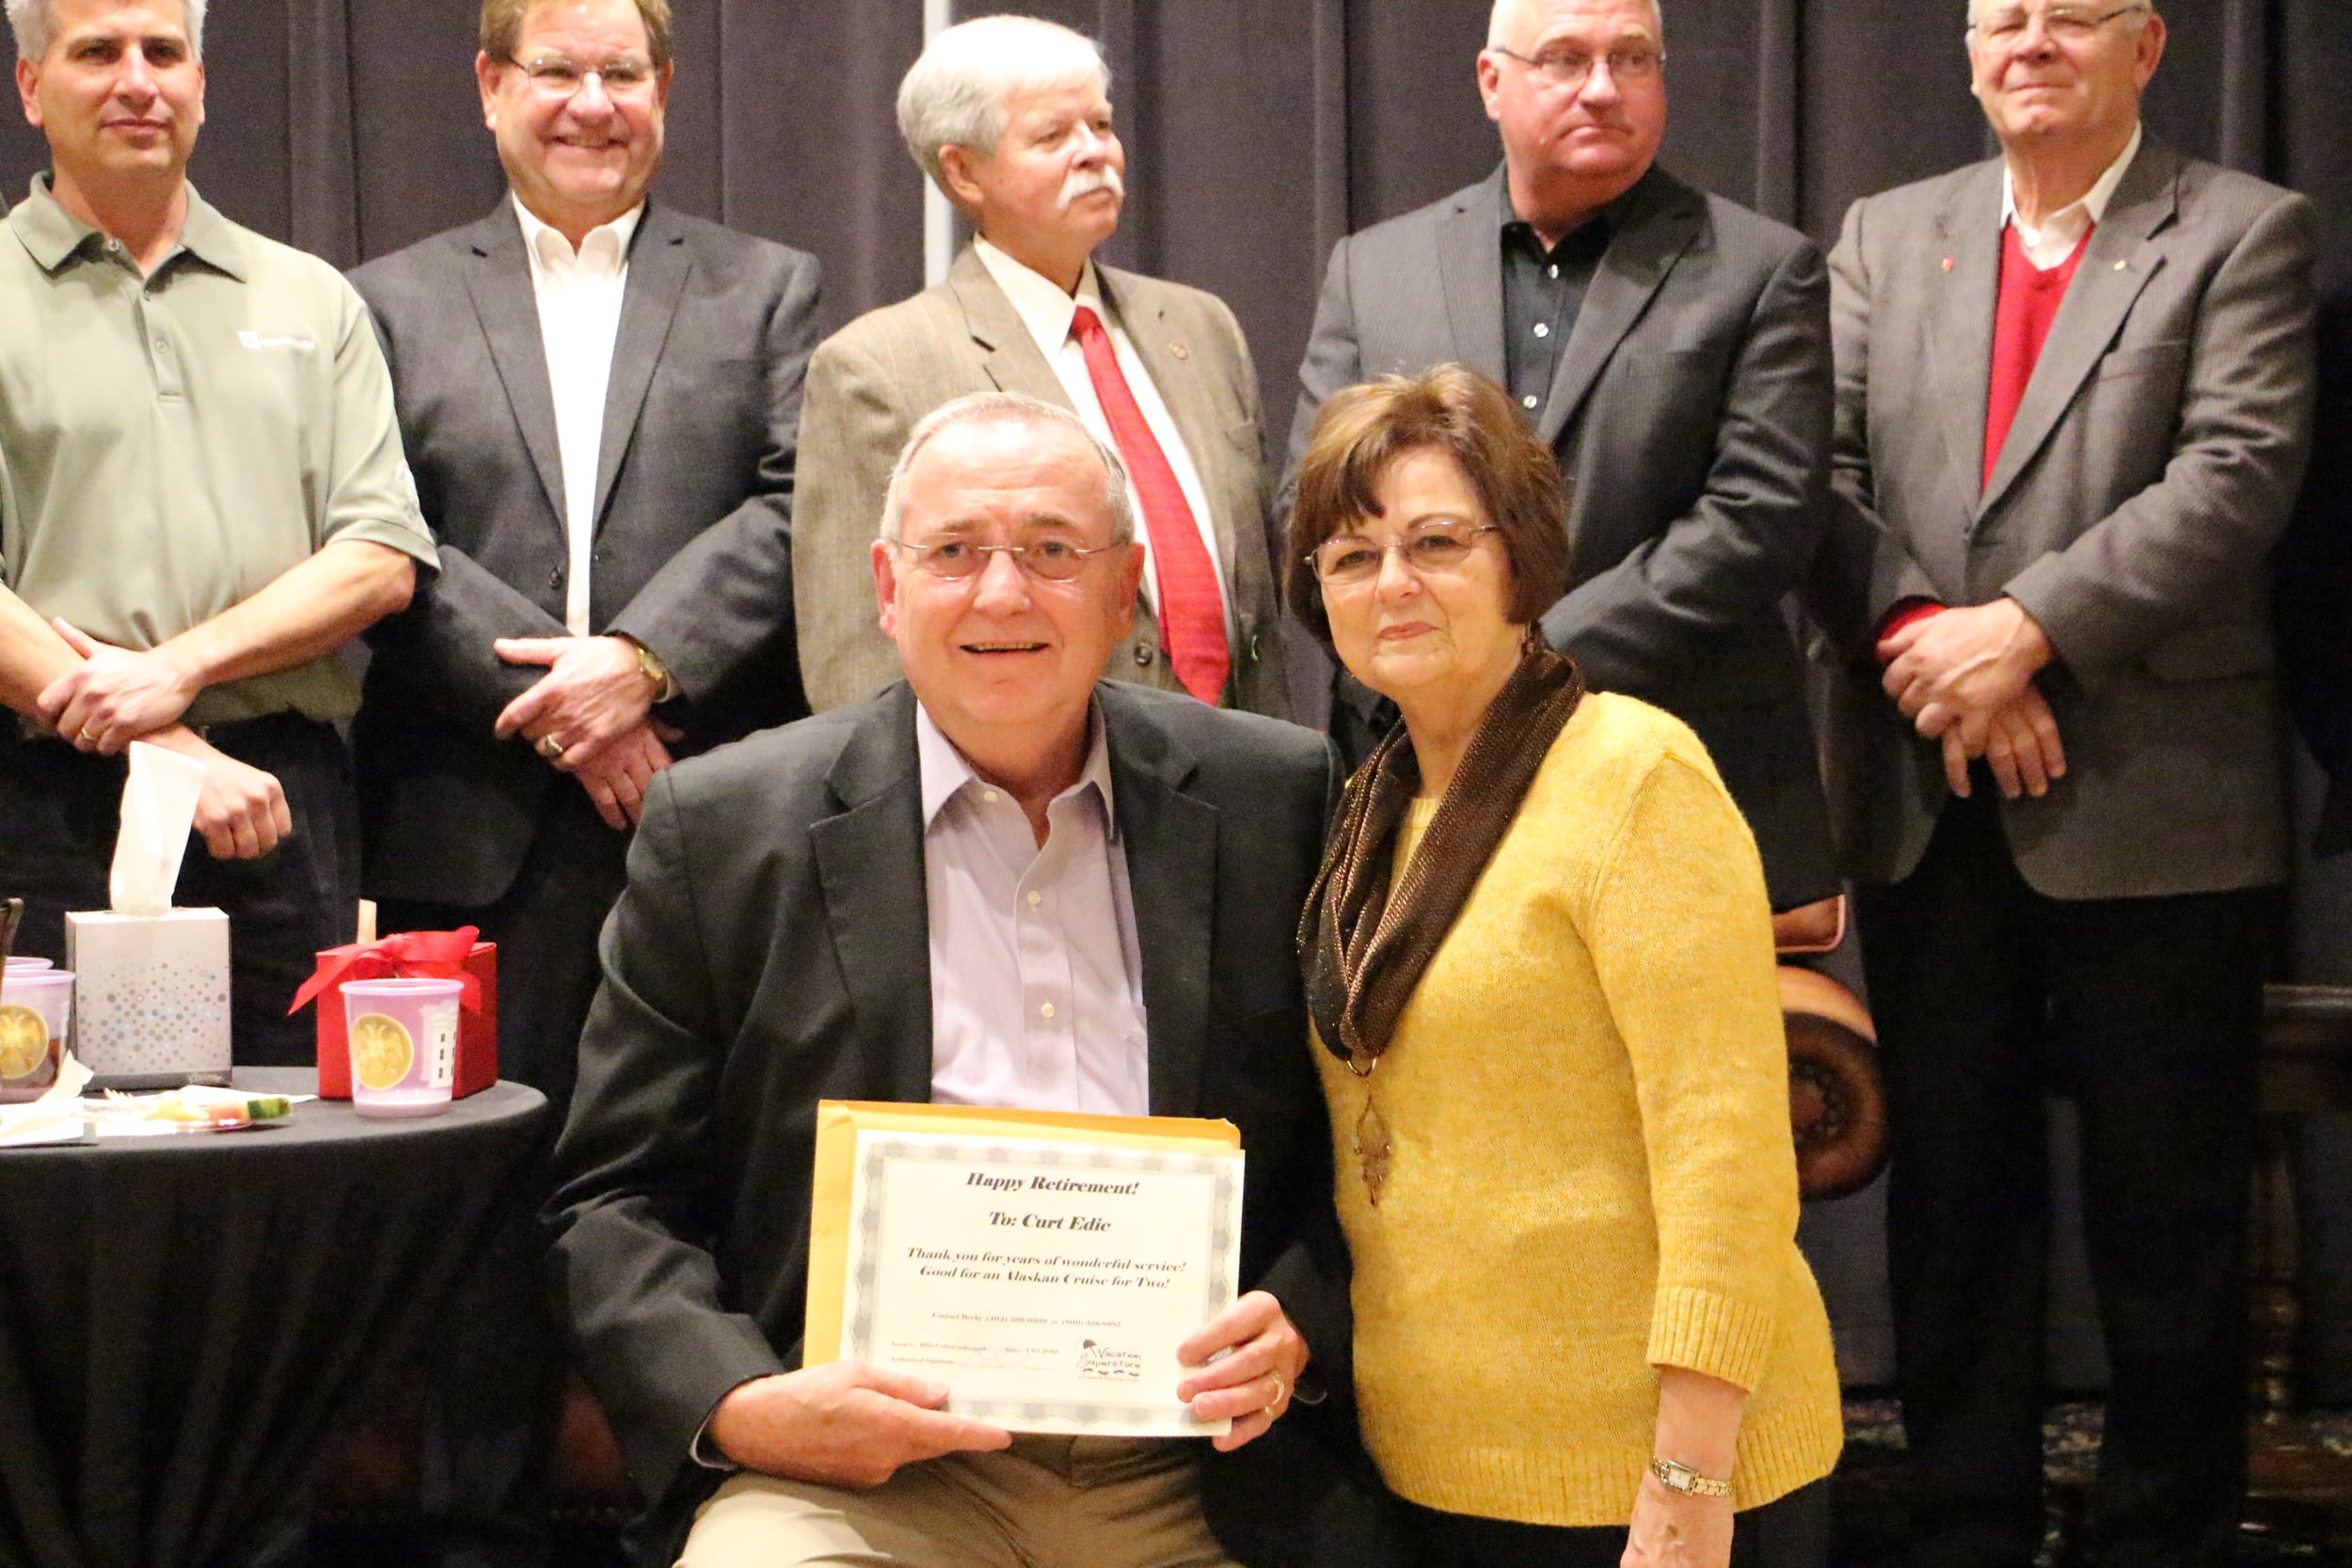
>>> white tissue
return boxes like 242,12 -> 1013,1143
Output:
108,741 -> 210,917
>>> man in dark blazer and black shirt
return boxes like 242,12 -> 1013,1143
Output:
1287,0 -> 1838,914
350,0 -> 820,1114
548,393 -> 1365,1568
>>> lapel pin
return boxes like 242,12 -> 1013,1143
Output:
1168,340 -> 1190,360
1941,257 -> 1955,272
2113,261 -> 2128,271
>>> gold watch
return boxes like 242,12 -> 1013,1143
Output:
1648,1456 -> 1733,1499
622,638 -> 677,703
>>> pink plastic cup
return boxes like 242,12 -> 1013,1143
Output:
0,968 -> 72,1102
4,956 -> 54,973
342,977 -> 464,1118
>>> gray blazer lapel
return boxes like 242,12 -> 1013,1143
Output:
1102,689 -> 1217,1119
947,247 -> 1073,406
809,685 -> 935,1107
1538,172 -> 1702,447
1926,164 -> 2004,538
1979,143 -> 2178,517
1438,171 -> 1509,385
464,207 -> 566,531
592,204 -> 692,531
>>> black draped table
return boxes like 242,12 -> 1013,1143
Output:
0,1070 -> 548,1568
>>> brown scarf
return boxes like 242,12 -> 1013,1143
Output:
1298,641 -> 1584,1201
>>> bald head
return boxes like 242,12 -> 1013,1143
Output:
1488,0 -> 1661,48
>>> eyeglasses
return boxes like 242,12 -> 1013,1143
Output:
1307,525 -> 1501,588
1968,4 -> 2148,46
504,54 -> 660,101
888,536 -> 1123,583
1488,42 -> 1665,91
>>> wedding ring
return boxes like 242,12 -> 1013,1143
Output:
537,735 -> 565,760
1264,1371 -> 1287,1414
78,725 -> 99,744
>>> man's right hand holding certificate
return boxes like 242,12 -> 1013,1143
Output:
708,1290 -> 1306,1487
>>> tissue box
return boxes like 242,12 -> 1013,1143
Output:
313,940 -> 499,1101
66,909 -> 232,1080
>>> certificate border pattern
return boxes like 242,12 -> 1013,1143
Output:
846,1134 -> 1241,1430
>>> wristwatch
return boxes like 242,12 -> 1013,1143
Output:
1648,1456 -> 1733,1499
620,637 -> 678,704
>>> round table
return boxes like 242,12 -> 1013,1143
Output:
0,1070 -> 548,1568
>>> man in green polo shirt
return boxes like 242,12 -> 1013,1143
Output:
0,0 -> 437,1062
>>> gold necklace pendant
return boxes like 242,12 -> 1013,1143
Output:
1355,1091 -> 1392,1206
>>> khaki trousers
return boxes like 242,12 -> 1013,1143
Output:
676,1435 -> 1244,1568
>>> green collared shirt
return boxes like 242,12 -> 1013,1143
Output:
0,175 -> 436,727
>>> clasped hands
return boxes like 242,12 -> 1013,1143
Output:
492,635 -> 678,830
707,1290 -> 1306,1490
1877,598 -> 2066,800
34,620 -> 290,862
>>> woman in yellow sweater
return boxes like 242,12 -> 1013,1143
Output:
1287,365 -> 1842,1568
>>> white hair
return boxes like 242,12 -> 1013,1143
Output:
878,391 -> 1136,546
8,0 -> 205,60
897,14 -> 1110,194
1965,0 -> 2158,23
1486,0 -> 1663,49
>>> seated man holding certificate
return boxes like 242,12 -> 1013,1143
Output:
548,390 -> 1359,1568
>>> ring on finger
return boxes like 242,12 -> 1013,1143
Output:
78,724 -> 100,744
1263,1371 -> 1286,1414
537,734 -> 565,761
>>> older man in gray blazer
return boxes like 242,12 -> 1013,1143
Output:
792,15 -> 1288,720
1286,0 -> 1839,915
1810,4 -> 2316,1563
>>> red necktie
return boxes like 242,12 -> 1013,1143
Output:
1070,305 -> 1230,705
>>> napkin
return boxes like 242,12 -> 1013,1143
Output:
109,741 -> 209,916
0,1053 -> 91,1148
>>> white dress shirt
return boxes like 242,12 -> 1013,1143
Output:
917,700 -> 1150,1117
972,237 -> 1232,641
2002,121 -> 2142,271
514,196 -> 641,634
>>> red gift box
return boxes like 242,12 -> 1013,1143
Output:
293,929 -> 499,1100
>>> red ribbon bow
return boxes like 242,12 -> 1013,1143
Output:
288,927 -> 485,1016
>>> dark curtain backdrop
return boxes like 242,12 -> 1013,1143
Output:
6,1 -> 2352,1393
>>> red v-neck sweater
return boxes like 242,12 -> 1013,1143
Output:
1983,223 -> 2094,489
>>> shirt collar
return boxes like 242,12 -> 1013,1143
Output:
916,697 -> 1119,841
2002,120 -> 2142,244
513,194 -> 642,284
9,172 -> 245,279
973,235 -> 1106,361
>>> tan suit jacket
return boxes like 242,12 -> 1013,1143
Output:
1812,140 -> 2318,898
792,246 -> 1288,717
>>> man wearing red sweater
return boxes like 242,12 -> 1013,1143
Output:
1810,5 -> 2316,1566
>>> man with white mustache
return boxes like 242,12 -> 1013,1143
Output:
794,14 -> 1292,722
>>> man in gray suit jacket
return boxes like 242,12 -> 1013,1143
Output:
1810,5 -> 2315,1562
350,0 -> 820,1115
793,15 -> 1288,721
1286,0 -> 1838,913
550,394 -> 1373,1568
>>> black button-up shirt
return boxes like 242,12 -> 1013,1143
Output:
1501,210 -> 1615,422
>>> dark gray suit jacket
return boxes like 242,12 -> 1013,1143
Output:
1288,165 -> 1839,911
545,680 -> 1379,1566
348,201 -> 822,906
1811,141 -> 2317,898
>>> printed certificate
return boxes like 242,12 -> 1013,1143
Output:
804,1101 -> 1246,1437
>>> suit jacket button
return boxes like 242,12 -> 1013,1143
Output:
1135,641 -> 1156,667
548,566 -> 564,590
1248,631 -> 1263,661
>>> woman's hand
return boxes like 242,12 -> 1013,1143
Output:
1622,1469 -> 1735,1568
1625,1365 -> 1746,1568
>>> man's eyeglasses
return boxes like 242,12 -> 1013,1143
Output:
504,55 -> 660,101
1488,42 -> 1664,92
888,537 -> 1123,583
1968,4 -> 2149,46
1307,525 -> 1501,588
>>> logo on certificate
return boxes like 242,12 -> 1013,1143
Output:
1075,1338 -> 1142,1381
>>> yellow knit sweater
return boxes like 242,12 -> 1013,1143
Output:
1313,692 -> 1844,1526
